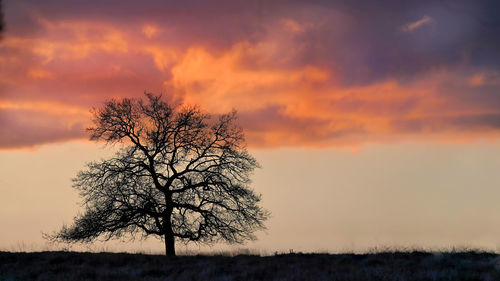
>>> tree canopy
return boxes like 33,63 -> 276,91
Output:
50,93 -> 269,256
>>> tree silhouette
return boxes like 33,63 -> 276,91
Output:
49,93 -> 268,256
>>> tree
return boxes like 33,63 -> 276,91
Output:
49,93 -> 269,256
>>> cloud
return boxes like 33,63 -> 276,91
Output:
166,43 -> 330,113
401,16 -> 433,32
142,25 -> 160,39
1,0 -> 500,149
0,108 -> 87,149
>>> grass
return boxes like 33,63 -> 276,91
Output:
1,249 -> 500,280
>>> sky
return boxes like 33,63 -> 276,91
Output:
1,0 -> 500,253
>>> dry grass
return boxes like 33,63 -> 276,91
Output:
1,249 -> 499,280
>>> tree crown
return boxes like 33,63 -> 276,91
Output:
50,93 -> 268,255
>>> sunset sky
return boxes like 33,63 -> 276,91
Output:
1,0 -> 500,253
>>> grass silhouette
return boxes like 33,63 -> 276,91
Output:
1,249 -> 499,280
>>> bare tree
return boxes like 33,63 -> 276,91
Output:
49,93 -> 268,256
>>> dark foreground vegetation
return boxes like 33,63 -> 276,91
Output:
1,250 -> 499,280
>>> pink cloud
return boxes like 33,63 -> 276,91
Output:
1,2 -> 500,149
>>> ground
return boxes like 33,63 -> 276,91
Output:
1,250 -> 499,280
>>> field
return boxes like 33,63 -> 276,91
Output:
1,250 -> 499,280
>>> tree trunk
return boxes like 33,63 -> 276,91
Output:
163,192 -> 175,256
164,232 -> 175,257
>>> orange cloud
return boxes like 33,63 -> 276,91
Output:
1,11 -> 500,150
165,46 -> 500,148
142,25 -> 160,39
0,100 -> 89,117
281,19 -> 308,34
167,42 -> 330,113
27,67 -> 56,80
142,45 -> 179,72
